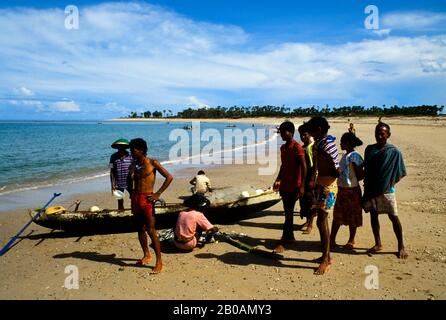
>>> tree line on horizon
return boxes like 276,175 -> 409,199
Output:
125,104 -> 444,119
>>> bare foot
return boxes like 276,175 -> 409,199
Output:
302,225 -> 313,234
273,244 -> 286,253
273,238 -> 295,253
136,255 -> 151,266
150,262 -> 163,274
367,245 -> 383,255
314,260 -> 331,275
297,222 -> 309,230
344,241 -> 355,249
312,256 -> 334,264
397,248 -> 408,259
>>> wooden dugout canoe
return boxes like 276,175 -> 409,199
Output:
31,188 -> 281,235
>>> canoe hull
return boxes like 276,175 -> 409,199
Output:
32,190 -> 281,235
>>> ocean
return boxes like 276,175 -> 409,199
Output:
0,121 -> 277,204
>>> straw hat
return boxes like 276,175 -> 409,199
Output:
111,138 -> 130,149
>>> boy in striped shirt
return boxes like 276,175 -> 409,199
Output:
307,117 -> 340,275
109,138 -> 133,211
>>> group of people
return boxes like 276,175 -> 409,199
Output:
108,116 -> 408,275
273,117 -> 408,275
109,138 -> 216,274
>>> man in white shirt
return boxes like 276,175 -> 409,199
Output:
190,170 -> 213,195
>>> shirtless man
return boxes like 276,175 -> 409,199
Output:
307,117 -> 340,275
127,138 -> 173,274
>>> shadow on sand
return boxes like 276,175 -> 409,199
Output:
194,252 -> 316,270
53,251 -> 149,268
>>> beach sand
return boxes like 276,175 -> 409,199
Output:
0,116 -> 445,300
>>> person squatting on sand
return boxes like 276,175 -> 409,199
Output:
306,116 -> 339,275
362,122 -> 408,259
298,123 -> 316,235
109,138 -> 133,211
190,170 -> 213,195
127,138 -> 173,273
330,132 -> 364,249
174,195 -> 219,251
273,121 -> 307,253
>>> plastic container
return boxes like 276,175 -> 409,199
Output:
89,206 -> 101,213
240,191 -> 250,198
113,190 -> 124,199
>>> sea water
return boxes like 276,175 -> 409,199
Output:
0,121 -> 277,210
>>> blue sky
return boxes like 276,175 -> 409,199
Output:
0,0 -> 445,120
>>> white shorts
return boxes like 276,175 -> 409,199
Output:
363,192 -> 398,216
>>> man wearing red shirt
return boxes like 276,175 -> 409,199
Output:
273,121 -> 307,253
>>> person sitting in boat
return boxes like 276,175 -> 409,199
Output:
109,138 -> 133,211
174,195 -> 218,251
189,170 -> 213,195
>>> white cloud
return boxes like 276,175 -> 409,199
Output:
51,101 -> 80,112
186,96 -> 208,108
372,29 -> 391,37
0,3 -> 445,111
7,99 -> 43,111
382,11 -> 446,31
22,100 -> 42,106
419,58 -> 446,73
19,86 -> 34,96
104,102 -> 130,115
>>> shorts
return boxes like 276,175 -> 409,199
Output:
363,192 -> 398,216
131,193 -> 154,217
312,183 -> 338,211
174,236 -> 197,251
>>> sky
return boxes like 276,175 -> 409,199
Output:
0,0 -> 445,120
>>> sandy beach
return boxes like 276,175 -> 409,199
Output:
0,116 -> 445,300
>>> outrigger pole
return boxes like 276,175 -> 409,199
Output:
0,192 -> 61,256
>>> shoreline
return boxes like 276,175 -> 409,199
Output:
0,120 -> 278,206
0,116 -> 445,299
108,116 -> 446,127
2,115 -> 445,211
0,132 -> 279,212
